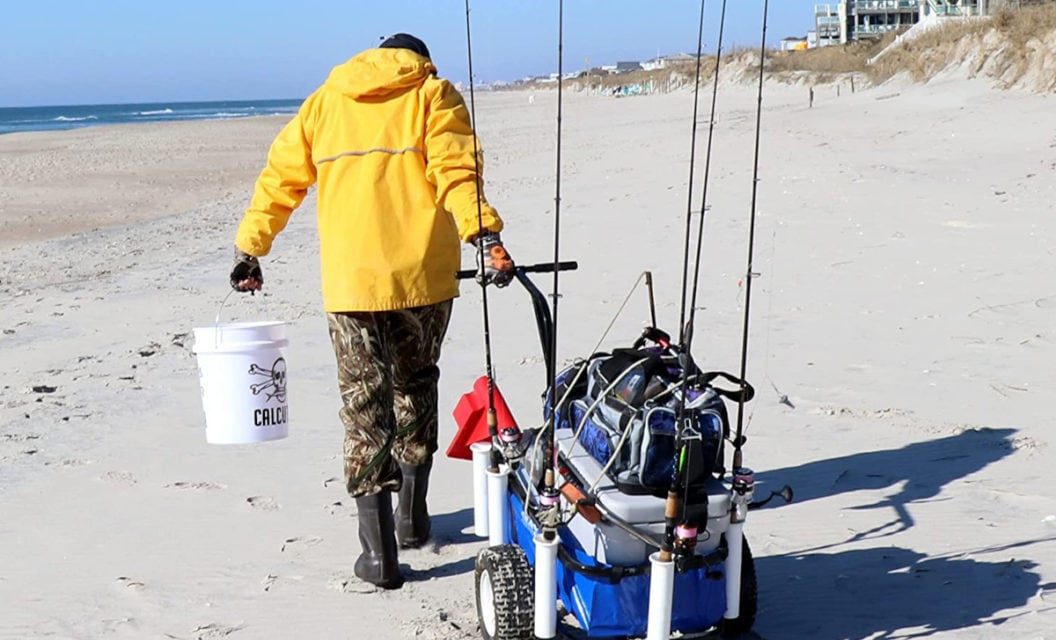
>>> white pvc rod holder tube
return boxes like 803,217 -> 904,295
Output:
470,442 -> 492,538
724,522 -> 745,621
486,466 -> 509,547
646,552 -> 675,640
534,533 -> 559,639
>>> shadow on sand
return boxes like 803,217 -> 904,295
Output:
756,427 -> 1019,541
750,427 -> 1055,638
429,507 -> 479,546
755,542 -> 1052,640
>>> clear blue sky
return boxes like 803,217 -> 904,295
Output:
0,1 -> 820,107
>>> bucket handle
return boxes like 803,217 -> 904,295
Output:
214,289 -> 237,349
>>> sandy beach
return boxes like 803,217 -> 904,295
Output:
1,76 -> 1054,639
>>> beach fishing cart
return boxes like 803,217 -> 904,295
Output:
451,265 -> 790,639
453,0 -> 787,637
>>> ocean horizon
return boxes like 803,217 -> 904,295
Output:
0,99 -> 303,135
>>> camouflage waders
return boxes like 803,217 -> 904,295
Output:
327,300 -> 453,498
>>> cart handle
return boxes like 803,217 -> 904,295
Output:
456,261 -> 578,385
456,261 -> 579,280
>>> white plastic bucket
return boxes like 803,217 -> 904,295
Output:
192,321 -> 289,444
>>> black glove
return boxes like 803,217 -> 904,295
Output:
475,232 -> 515,288
230,248 -> 263,292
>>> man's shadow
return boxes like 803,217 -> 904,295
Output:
747,427 -> 1056,638
755,542 -> 1053,640
755,427 -> 1019,542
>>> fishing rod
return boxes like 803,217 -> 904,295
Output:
734,0 -> 771,471
463,0 -> 501,471
662,0 -> 709,564
540,0 -> 566,543
675,0 -> 710,349
672,0 -> 731,541
684,0 -> 729,347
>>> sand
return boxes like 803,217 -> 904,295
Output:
1,77 -> 1054,639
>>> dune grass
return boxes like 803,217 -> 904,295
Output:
869,3 -> 1056,88
519,4 -> 1056,94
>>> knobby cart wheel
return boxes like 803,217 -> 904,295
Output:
718,536 -> 758,638
475,545 -> 534,640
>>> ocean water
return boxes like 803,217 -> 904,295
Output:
0,99 -> 303,135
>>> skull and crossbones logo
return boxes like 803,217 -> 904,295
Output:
248,357 -> 287,403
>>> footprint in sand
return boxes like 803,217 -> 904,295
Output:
101,470 -> 138,485
165,481 -> 226,491
1,433 -> 40,443
328,573 -> 377,594
261,574 -> 277,592
192,623 -> 245,639
46,458 -> 92,468
280,536 -> 323,553
257,573 -> 303,593
246,496 -> 279,511
115,576 -> 146,592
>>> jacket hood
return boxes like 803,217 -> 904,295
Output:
325,48 -> 436,98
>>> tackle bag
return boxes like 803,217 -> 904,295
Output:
546,340 -> 753,495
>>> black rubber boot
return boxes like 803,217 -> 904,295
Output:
396,458 -> 432,549
354,491 -> 404,589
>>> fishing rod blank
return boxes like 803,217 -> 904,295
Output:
462,0 -> 501,470
685,0 -> 729,343
673,0 -> 731,533
734,0 -> 771,469
542,0 -> 566,544
675,0 -> 710,349
662,0 -> 709,565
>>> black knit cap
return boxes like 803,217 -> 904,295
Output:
379,33 -> 431,59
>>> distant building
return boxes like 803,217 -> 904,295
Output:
921,0 -> 985,17
811,1 -> 985,45
780,36 -> 810,51
814,3 -> 845,46
849,0 -> 922,39
660,53 -> 696,65
642,52 -> 697,70
615,61 -> 643,74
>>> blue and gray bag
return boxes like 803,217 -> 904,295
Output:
548,345 -> 753,495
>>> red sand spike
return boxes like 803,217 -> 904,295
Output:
447,375 -> 519,460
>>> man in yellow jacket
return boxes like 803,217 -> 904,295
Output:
231,33 -> 514,590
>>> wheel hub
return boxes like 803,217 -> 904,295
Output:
479,567 -> 497,636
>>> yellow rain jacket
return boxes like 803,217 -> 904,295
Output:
235,48 -> 503,312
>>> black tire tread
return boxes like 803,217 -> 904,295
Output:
475,545 -> 534,640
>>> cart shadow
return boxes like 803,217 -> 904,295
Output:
405,556 -> 476,582
754,542 -> 1053,639
754,427 -> 1018,538
430,507 -> 479,546
401,508 -> 481,581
